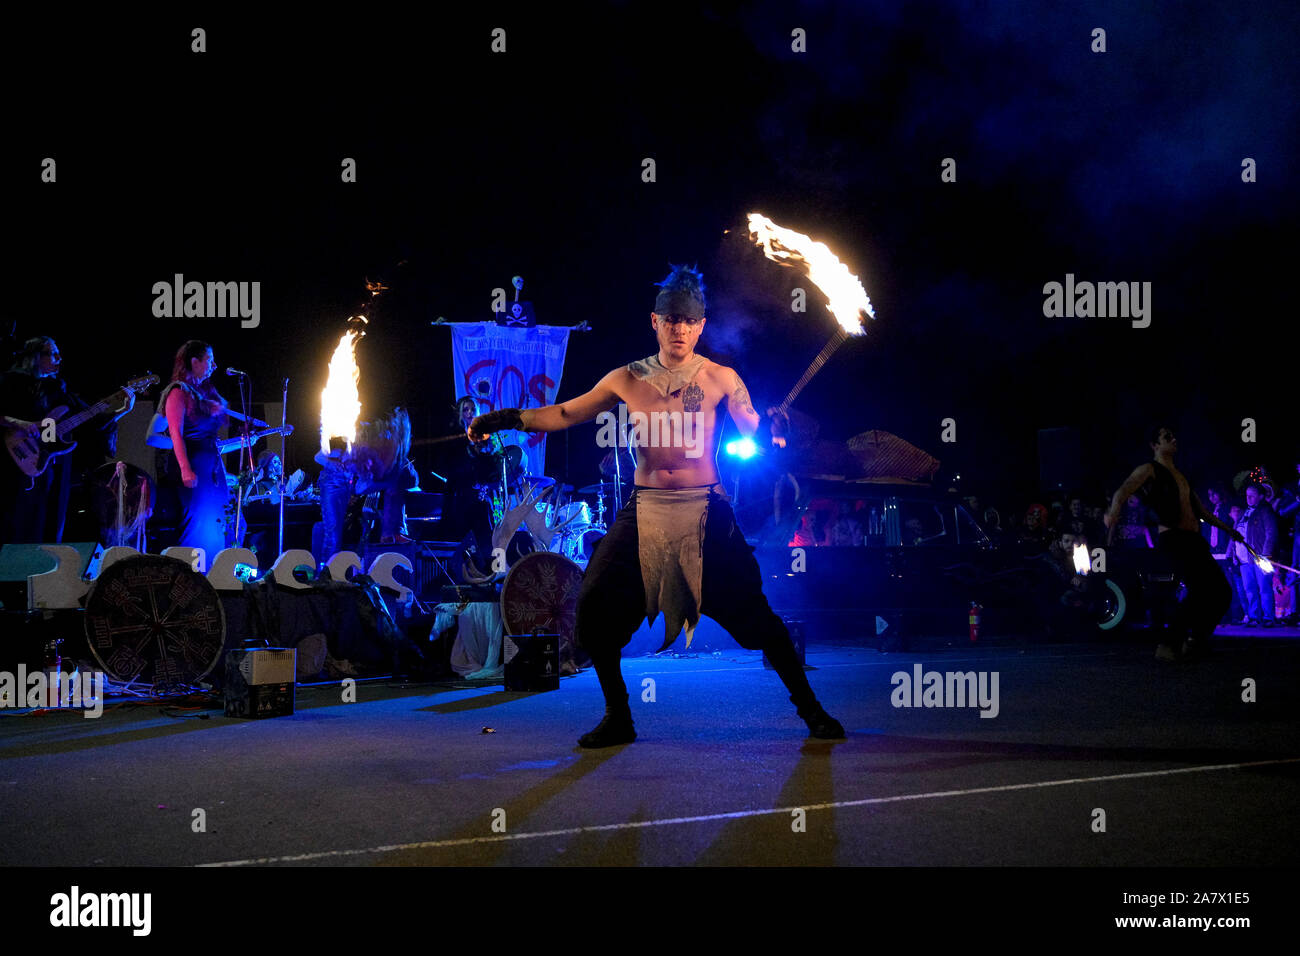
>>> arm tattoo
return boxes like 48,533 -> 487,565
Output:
731,375 -> 755,416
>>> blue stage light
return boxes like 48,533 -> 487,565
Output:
725,437 -> 758,460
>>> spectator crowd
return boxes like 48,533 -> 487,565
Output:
976,462 -> 1300,627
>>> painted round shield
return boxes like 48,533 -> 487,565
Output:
500,552 -> 588,671
84,554 -> 226,688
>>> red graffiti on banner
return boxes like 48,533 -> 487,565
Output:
462,360 -> 555,447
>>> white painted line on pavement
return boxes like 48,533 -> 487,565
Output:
199,755 -> 1300,866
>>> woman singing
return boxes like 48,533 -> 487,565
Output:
158,340 -> 228,563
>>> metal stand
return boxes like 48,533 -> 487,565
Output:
613,409 -> 624,514
277,377 -> 289,556
232,372 -> 253,546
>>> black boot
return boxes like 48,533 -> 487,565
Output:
794,697 -> 845,739
578,707 -> 637,748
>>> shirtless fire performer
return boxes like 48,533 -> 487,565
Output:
1104,425 -> 1243,661
469,265 -> 845,747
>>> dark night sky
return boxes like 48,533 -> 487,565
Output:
9,2 -> 1299,511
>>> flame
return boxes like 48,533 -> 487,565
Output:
1256,556 -> 1275,574
747,212 -> 875,335
320,329 -> 364,454
1072,543 -> 1090,575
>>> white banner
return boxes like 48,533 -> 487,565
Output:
450,323 -> 571,478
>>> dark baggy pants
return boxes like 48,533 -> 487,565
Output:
574,486 -> 817,713
1157,529 -> 1232,644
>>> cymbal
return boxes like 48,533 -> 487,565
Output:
577,481 -> 628,495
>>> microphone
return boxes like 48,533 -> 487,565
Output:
226,368 -> 249,377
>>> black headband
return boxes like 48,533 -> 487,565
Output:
654,287 -> 705,318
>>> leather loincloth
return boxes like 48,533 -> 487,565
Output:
636,484 -> 714,651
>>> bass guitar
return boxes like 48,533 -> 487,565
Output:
6,374 -> 159,490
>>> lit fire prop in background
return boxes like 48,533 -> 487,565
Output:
319,320 -> 366,455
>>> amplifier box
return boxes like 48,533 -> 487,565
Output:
224,647 -> 296,718
504,633 -> 559,692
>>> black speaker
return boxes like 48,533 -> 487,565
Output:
504,632 -> 559,691
0,610 -> 50,673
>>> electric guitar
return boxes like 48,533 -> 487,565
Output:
217,423 -> 294,456
6,374 -> 159,490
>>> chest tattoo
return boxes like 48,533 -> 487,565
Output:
681,381 -> 704,412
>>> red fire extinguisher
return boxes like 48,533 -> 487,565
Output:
968,602 -> 982,642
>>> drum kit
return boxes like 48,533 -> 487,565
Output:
494,478 -> 627,674
504,477 -> 627,570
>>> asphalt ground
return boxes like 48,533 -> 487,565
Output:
2,633 -> 1297,872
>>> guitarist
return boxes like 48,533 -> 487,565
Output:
0,336 -> 135,544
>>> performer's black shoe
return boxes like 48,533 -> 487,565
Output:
795,699 -> 845,739
578,709 -> 636,748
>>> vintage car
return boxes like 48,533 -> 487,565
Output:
747,480 -> 1130,644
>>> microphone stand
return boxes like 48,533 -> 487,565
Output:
278,377 -> 289,557
497,434 -> 510,516
613,407 -> 624,514
233,373 -> 253,547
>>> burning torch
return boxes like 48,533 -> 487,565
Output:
747,213 -> 876,445
319,321 -> 366,459
1244,544 -> 1298,577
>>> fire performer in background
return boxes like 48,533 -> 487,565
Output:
315,407 -> 417,555
469,265 -> 844,747
1104,425 -> 1242,661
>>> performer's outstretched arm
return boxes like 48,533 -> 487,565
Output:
1103,463 -> 1154,544
1192,490 -> 1241,538
468,370 -> 622,440
1104,464 -> 1154,524
724,370 -> 761,437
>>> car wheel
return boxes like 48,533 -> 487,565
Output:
1096,578 -> 1127,631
